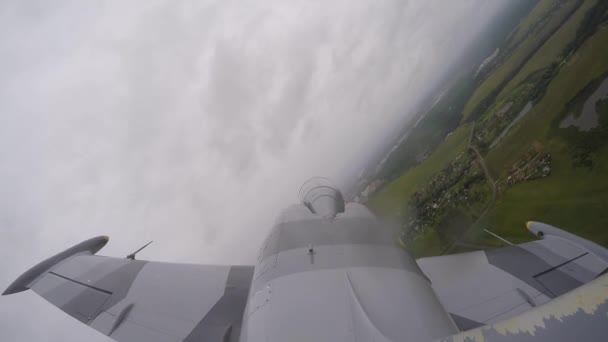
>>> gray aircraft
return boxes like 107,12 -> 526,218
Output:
4,178 -> 608,341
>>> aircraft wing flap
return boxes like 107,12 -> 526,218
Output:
439,273 -> 608,341
418,237 -> 607,330
31,271 -> 113,324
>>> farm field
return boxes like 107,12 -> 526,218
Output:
368,0 -> 608,257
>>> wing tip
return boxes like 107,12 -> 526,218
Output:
2,285 -> 25,296
2,236 -> 110,296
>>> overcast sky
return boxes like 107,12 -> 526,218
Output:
0,1 -> 508,340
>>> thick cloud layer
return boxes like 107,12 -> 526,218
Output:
0,1 -> 507,340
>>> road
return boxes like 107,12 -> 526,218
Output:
440,144 -> 498,255
469,145 -> 497,199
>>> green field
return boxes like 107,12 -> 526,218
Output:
369,2 -> 608,256
486,26 -> 608,178
462,0 -> 582,121
482,26 -> 608,246
406,227 -> 443,258
508,0 -> 558,48
498,0 -> 599,99
368,124 -> 471,218
376,76 -> 476,183
487,147 -> 608,245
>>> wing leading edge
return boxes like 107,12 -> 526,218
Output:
3,237 -> 253,342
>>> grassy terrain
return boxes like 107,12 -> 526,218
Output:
478,141 -> 608,247
407,227 -> 443,257
462,0 -> 582,121
468,27 -> 608,248
485,26 -> 608,178
599,98 -> 608,115
369,3 -> 608,255
368,124 -> 472,217
499,0 -> 599,99
377,76 -> 476,183
508,0 -> 558,48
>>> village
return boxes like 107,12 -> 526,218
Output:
355,139 -> 554,246
402,151 -> 487,242
500,148 -> 552,188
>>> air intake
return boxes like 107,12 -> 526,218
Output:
298,177 -> 345,217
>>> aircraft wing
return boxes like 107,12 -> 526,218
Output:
439,272 -> 608,341
2,236 -> 253,342
417,221 -> 608,338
